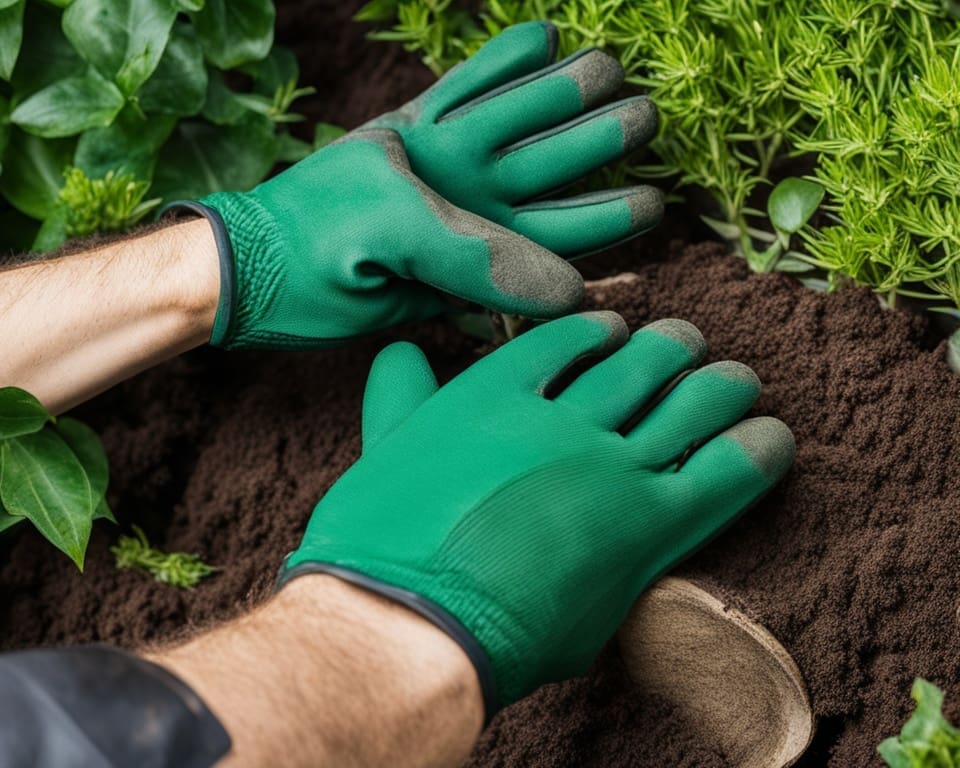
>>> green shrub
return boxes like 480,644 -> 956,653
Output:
0,0 -> 316,254
361,0 -> 960,316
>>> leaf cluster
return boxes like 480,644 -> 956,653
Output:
879,678 -> 960,767
111,524 -> 216,589
364,0 -> 960,316
0,387 -> 113,570
0,0 -> 314,254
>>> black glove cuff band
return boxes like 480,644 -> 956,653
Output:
159,200 -> 236,346
277,562 -> 499,726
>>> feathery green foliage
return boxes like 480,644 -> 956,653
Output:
361,0 -> 960,317
112,525 -> 217,589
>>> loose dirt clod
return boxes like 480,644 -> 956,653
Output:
619,577 -> 813,767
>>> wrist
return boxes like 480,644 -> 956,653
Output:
157,216 -> 220,346
280,575 -> 485,734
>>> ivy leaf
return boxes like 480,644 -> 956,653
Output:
62,0 -> 178,96
137,23 -> 207,116
55,417 -> 109,500
0,387 -> 51,439
75,108 -> 176,181
190,0 -> 275,70
0,130 -> 74,219
11,67 -> 125,139
768,178 -> 824,235
0,430 -> 94,570
0,0 -> 25,81
150,115 -> 276,201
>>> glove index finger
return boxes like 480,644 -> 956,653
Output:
424,21 -> 559,121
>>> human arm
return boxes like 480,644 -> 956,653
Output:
0,218 -> 219,413
150,575 -> 483,768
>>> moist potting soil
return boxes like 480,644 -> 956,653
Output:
1,3 -> 959,765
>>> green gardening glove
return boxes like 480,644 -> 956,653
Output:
173,129 -> 582,349
368,21 -> 663,258
278,312 -> 796,716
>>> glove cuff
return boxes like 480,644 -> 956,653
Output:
160,200 -> 237,347
277,561 -> 499,726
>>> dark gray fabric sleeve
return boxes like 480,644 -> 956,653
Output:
0,645 -> 231,768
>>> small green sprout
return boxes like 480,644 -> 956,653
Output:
112,525 -> 217,589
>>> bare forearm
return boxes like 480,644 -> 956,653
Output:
150,576 -> 484,768
0,219 -> 219,413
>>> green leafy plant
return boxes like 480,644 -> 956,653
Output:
112,524 -> 217,588
879,678 -> 960,767
362,0 -> 960,321
0,0 -> 315,253
0,387 -> 113,570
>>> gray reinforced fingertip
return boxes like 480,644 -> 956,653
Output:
618,97 -> 659,149
723,417 -> 797,482
642,319 -> 706,360
581,310 -> 630,347
560,49 -> 625,106
487,236 -> 584,316
702,360 -> 762,391
623,186 -> 665,232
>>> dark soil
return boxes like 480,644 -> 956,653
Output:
2,3 -> 959,766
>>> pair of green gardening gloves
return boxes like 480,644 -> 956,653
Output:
177,22 -> 796,718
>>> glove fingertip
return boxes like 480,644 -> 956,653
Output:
723,417 -> 797,483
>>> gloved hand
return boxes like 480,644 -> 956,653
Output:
278,312 -> 796,716
176,129 -> 582,349
369,21 -> 664,258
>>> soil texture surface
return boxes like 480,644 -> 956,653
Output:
2,2 -> 959,766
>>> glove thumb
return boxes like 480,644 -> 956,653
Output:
362,342 -> 439,453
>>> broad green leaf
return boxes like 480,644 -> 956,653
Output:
137,23 -> 207,116
878,678 -> 960,767
0,387 -> 51,439
31,205 -> 69,252
0,129 -> 74,218
11,1 -> 83,96
768,178 -> 824,235
0,0 -> 25,81
55,417 -> 108,499
75,108 -> 176,181
200,70 -> 249,125
0,95 -> 9,170
175,0 -> 202,9
11,67 -> 125,139
150,115 -> 276,201
190,0 -> 275,70
0,509 -> 24,534
242,44 -> 297,97
0,0 -> 22,8
94,497 -> 116,523
0,430 -> 94,569
62,0 -> 178,96
314,123 -> 346,150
